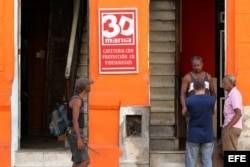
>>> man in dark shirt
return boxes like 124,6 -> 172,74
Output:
182,78 -> 216,167
180,56 -> 216,115
67,78 -> 94,167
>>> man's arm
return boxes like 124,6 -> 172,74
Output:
213,100 -> 217,114
225,108 -> 242,130
208,73 -> 216,97
180,74 -> 189,108
182,105 -> 188,116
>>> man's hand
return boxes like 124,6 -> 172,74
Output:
84,138 -> 88,145
224,125 -> 231,131
77,139 -> 85,150
182,106 -> 188,117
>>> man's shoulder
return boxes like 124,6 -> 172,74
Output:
182,72 -> 192,80
70,95 -> 82,101
70,96 -> 82,105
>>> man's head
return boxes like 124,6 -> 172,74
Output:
74,78 -> 94,94
222,74 -> 236,92
193,78 -> 205,91
191,56 -> 203,73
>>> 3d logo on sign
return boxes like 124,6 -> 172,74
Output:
99,8 -> 138,74
102,14 -> 134,43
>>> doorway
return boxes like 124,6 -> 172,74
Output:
177,0 -> 225,149
20,0 -> 64,148
21,0 -> 48,136
20,0 -> 87,149
20,0 -> 68,149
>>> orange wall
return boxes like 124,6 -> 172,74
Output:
88,0 -> 149,166
227,0 -> 250,105
0,0 -> 14,166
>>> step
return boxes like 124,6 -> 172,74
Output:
150,100 -> 175,112
15,149 -> 72,167
149,52 -> 175,64
150,0 -> 176,11
150,75 -> 175,87
150,137 -> 179,151
150,112 -> 175,124
150,41 -> 175,52
150,64 -> 175,75
150,87 -> 175,100
150,11 -> 175,21
150,31 -> 175,42
150,151 -> 202,167
150,124 -> 175,137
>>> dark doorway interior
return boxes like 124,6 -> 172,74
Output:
21,0 -> 49,136
20,0 -> 87,149
20,0 -> 61,148
20,0 -> 64,149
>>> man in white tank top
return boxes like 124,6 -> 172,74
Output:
180,56 -> 216,115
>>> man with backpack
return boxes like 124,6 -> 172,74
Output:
67,77 -> 94,167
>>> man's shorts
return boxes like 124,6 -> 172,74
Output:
67,127 -> 89,163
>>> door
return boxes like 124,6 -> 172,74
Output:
21,0 -> 49,136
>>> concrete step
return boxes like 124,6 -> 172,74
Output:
151,112 -> 175,124
150,0 -> 176,11
150,137 -> 179,151
150,31 -> 175,42
150,75 -> 175,87
150,11 -> 175,21
150,100 -> 175,112
150,151 -> 202,167
150,87 -> 175,100
150,41 -> 175,52
150,124 -> 175,137
15,150 -> 72,167
150,64 -> 175,75
150,20 -> 175,32
149,52 -> 175,64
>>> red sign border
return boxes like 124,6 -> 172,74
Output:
98,8 -> 138,74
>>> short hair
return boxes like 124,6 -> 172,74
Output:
191,55 -> 203,63
224,74 -> 236,86
193,78 -> 205,90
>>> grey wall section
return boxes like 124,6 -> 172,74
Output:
119,106 -> 150,167
149,0 -> 178,151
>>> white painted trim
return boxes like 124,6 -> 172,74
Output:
11,0 -> 21,166
65,0 -> 81,79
